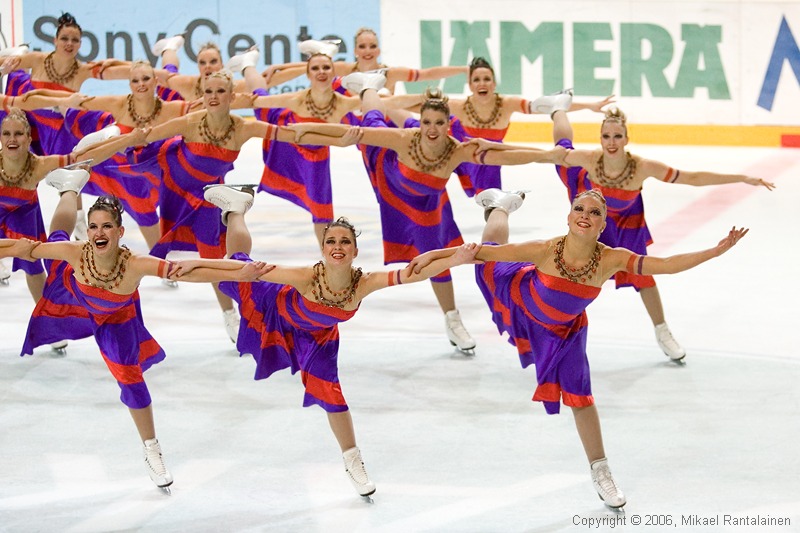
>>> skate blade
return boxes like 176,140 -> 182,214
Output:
669,357 -> 687,366
158,485 -> 172,495
360,494 -> 375,504
0,278 -> 9,286
450,341 -> 476,356
161,279 -> 179,289
51,347 -> 67,356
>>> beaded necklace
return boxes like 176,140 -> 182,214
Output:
553,236 -> 601,283
126,94 -> 163,128
304,89 -> 337,120
311,261 -> 362,308
408,131 -> 456,174
594,152 -> 636,188
463,94 -> 503,128
199,114 -> 236,146
0,152 -> 34,185
79,241 -> 131,290
43,52 -> 80,86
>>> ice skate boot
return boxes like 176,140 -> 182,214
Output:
654,322 -> 686,362
298,39 -> 342,58
591,458 -> 626,509
143,438 -> 173,492
0,44 -> 30,58
73,209 -> 88,241
475,188 -> 526,220
50,340 -> 68,356
342,446 -> 376,499
45,168 -> 90,195
341,70 -> 387,97
73,124 -> 121,153
0,259 -> 10,286
221,308 -> 240,344
530,88 -> 573,116
203,184 -> 255,225
226,46 -> 259,75
151,34 -> 185,56
445,309 -> 476,355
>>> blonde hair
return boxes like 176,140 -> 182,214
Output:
2,108 -> 31,136
601,106 -> 627,136
129,59 -> 154,76
420,87 -> 450,116
203,70 -> 233,91
198,42 -> 222,59
574,189 -> 607,216
306,52 -> 334,73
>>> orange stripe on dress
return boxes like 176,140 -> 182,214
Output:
31,80 -> 73,91
561,391 -> 594,408
461,125 -> 508,142
258,167 -> 333,218
101,352 -> 144,385
373,162 -> 449,227
532,382 -> 561,402
301,370 -> 347,406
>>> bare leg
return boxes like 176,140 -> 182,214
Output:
639,285 -> 666,326
571,405 -> 606,463
243,65 -> 266,92
139,224 -> 161,250
25,272 -> 45,302
225,212 -> 252,256
360,88 -> 384,114
430,279 -> 456,313
161,49 -> 180,70
327,411 -> 357,452
49,190 -> 78,235
129,404 -> 156,442
213,283 -> 234,312
552,109 -> 574,143
482,208 -> 510,244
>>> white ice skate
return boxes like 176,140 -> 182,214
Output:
143,438 -> 173,492
73,209 -> 88,242
475,188 -> 526,219
340,70 -> 387,97
151,34 -> 185,56
342,446 -> 376,499
45,168 -> 90,195
203,184 -> 255,226
50,339 -> 68,356
0,259 -> 10,286
445,309 -> 476,355
226,46 -> 259,75
654,322 -> 686,362
222,308 -> 240,344
73,124 -> 121,153
591,458 -> 626,509
298,39 -> 341,58
530,88 -> 573,116
0,44 -> 30,58
162,278 -> 179,289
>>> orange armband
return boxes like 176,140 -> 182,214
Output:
662,167 -> 680,183
626,254 -> 645,275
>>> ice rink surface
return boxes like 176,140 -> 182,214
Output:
1,139 -> 797,532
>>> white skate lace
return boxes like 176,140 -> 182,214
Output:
594,463 -> 620,500
144,442 -> 168,478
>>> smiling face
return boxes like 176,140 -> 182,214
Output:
419,108 -> 450,145
568,193 -> 607,237
306,54 -> 334,86
354,31 -> 380,66
128,64 -> 156,96
54,25 -> 82,58
600,120 -> 628,157
321,225 -> 358,265
87,209 -> 124,256
202,74 -> 233,110
197,47 -> 223,78
468,67 -> 496,97
0,116 -> 32,159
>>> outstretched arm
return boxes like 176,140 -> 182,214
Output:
167,258 -> 274,283
0,238 -> 40,260
611,227 -> 749,277
464,140 -> 567,166
641,159 -> 775,190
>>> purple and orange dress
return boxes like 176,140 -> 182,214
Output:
0,182 -> 48,275
220,253 -> 357,413
556,139 -> 655,290
63,109 -> 168,230
476,258 -> 601,414
360,109 -> 463,282
4,70 -> 93,155
254,102 -> 359,225
450,118 -> 506,197
21,231 -> 167,409
150,136 -> 234,260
